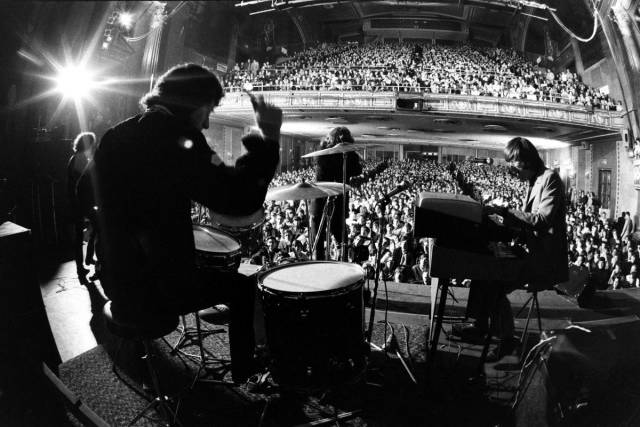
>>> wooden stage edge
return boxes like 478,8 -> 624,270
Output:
369,281 -> 640,324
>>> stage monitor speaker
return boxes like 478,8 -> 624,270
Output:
554,265 -> 594,306
514,316 -> 640,426
396,98 -> 423,111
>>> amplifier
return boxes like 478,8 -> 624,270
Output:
0,222 -> 60,369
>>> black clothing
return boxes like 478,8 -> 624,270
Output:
67,153 -> 92,277
310,151 -> 362,259
82,108 -> 279,380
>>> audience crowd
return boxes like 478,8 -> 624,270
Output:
566,197 -> 638,290
224,42 -> 621,110
236,159 -> 637,292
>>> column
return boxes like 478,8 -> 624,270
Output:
570,38 -> 585,74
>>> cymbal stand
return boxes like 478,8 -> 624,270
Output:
311,196 -> 335,260
305,198 -> 313,259
341,152 -> 348,261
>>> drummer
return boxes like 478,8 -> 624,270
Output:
310,127 -> 363,260
79,64 -> 281,383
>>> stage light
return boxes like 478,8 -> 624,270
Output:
118,11 -> 133,29
54,64 -> 96,101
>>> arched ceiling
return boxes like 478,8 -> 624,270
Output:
234,0 -> 593,47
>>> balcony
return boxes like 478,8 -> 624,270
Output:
218,90 -> 626,130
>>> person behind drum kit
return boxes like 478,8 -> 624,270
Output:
81,63 -> 282,382
310,127 -> 363,260
453,137 -> 568,361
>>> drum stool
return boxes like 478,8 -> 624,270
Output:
103,301 -> 181,426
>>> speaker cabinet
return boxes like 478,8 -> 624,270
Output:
515,316 -> 640,426
0,222 -> 60,371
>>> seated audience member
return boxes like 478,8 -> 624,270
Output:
251,235 -> 285,267
608,263 -> 624,289
411,254 -> 430,285
591,257 -> 610,290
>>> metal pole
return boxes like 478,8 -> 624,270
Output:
306,198 -> 313,259
341,152 -> 347,261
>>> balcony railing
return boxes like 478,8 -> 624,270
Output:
217,90 -> 626,130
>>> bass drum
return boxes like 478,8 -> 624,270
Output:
258,261 -> 367,389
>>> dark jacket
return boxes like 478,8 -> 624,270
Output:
504,168 -> 568,288
82,109 -> 279,319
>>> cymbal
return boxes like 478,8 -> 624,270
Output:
266,181 -> 352,201
302,143 -> 367,158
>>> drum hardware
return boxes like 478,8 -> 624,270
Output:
265,181 -> 349,201
170,226 -> 241,373
303,145 -> 368,262
204,207 -> 265,259
188,313 -> 235,388
255,261 -> 369,427
170,314 -> 226,363
192,224 -> 242,272
311,195 -> 336,261
267,181 -> 351,262
257,261 -> 367,390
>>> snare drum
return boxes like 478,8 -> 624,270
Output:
193,225 -> 242,272
258,261 -> 367,389
209,208 -> 265,257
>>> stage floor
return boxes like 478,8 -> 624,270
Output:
41,260 -> 640,364
38,259 -> 640,426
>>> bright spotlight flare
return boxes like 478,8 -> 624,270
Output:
54,64 -> 97,101
118,11 -> 133,29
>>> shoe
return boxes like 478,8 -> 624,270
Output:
486,337 -> 519,363
451,322 -> 488,344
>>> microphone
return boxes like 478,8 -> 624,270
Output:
378,182 -> 411,204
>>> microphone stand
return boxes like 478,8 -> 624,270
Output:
366,198 -> 388,343
365,196 -> 418,385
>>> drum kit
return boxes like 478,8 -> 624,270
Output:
190,142 -> 406,392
